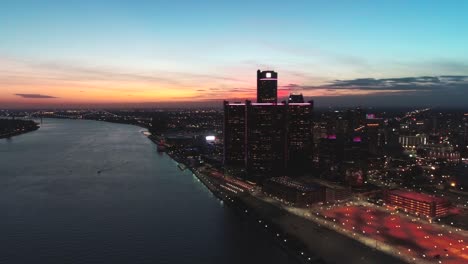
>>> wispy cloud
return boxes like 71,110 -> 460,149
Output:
282,75 -> 468,92
15,93 -> 58,99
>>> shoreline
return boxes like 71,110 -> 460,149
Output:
0,123 -> 40,139
148,134 -> 317,264
38,118 -> 408,263
146,134 -> 406,264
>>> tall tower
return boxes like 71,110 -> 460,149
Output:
223,101 -> 247,176
246,100 -> 286,181
224,70 -> 314,182
257,69 -> 278,103
285,96 -> 314,175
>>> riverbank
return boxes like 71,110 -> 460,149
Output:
146,135 -> 406,264
0,119 -> 39,139
148,134 -> 317,263
189,167 -> 316,264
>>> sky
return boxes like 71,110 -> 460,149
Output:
1,0 -> 467,108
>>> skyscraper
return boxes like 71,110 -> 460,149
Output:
286,98 -> 314,175
223,101 -> 247,176
246,101 -> 286,181
224,71 -> 313,183
257,70 -> 278,103
365,116 -> 385,155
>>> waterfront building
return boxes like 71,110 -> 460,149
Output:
384,189 -> 450,217
223,101 -> 247,176
285,98 -> 314,175
245,101 -> 286,181
257,69 -> 278,103
306,178 -> 353,203
263,176 -> 325,206
223,71 -> 313,182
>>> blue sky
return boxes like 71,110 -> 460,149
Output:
1,0 -> 467,108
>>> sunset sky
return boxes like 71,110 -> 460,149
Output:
1,0 -> 467,108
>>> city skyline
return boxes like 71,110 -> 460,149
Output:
1,1 -> 468,108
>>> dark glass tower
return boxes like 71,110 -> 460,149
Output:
223,101 -> 247,176
286,98 -> 314,175
246,101 -> 286,182
288,93 -> 305,103
257,69 -> 278,103
223,71 -> 314,183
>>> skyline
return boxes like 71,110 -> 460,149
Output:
1,1 -> 468,108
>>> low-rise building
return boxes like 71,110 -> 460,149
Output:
263,176 -> 325,206
384,189 -> 450,217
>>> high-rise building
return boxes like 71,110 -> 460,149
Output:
246,101 -> 286,181
224,71 -> 313,183
365,116 -> 385,155
317,134 -> 343,181
288,93 -> 304,103
286,99 -> 314,175
345,107 -> 364,133
257,70 -> 278,103
223,101 -> 247,176
463,114 -> 468,158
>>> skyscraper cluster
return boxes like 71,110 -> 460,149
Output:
224,70 -> 314,183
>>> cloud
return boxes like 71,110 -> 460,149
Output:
15,93 -> 58,99
283,75 -> 468,92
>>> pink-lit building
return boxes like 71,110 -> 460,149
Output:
385,189 -> 450,217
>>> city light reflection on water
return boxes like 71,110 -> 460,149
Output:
0,118 -> 292,264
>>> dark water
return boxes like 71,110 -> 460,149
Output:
0,119 -> 292,264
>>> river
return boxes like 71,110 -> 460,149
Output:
0,118 -> 293,264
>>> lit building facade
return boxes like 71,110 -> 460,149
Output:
257,70 -> 278,103
399,134 -> 427,149
385,189 -> 450,217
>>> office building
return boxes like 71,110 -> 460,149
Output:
286,98 -> 314,175
246,101 -> 286,181
223,101 -> 246,176
257,70 -> 278,103
365,116 -> 385,155
224,71 -> 313,183
399,134 -> 427,149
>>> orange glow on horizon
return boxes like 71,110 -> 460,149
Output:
0,57 -> 415,108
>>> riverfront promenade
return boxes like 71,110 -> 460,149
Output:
148,131 -> 467,264
171,158 -> 405,264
